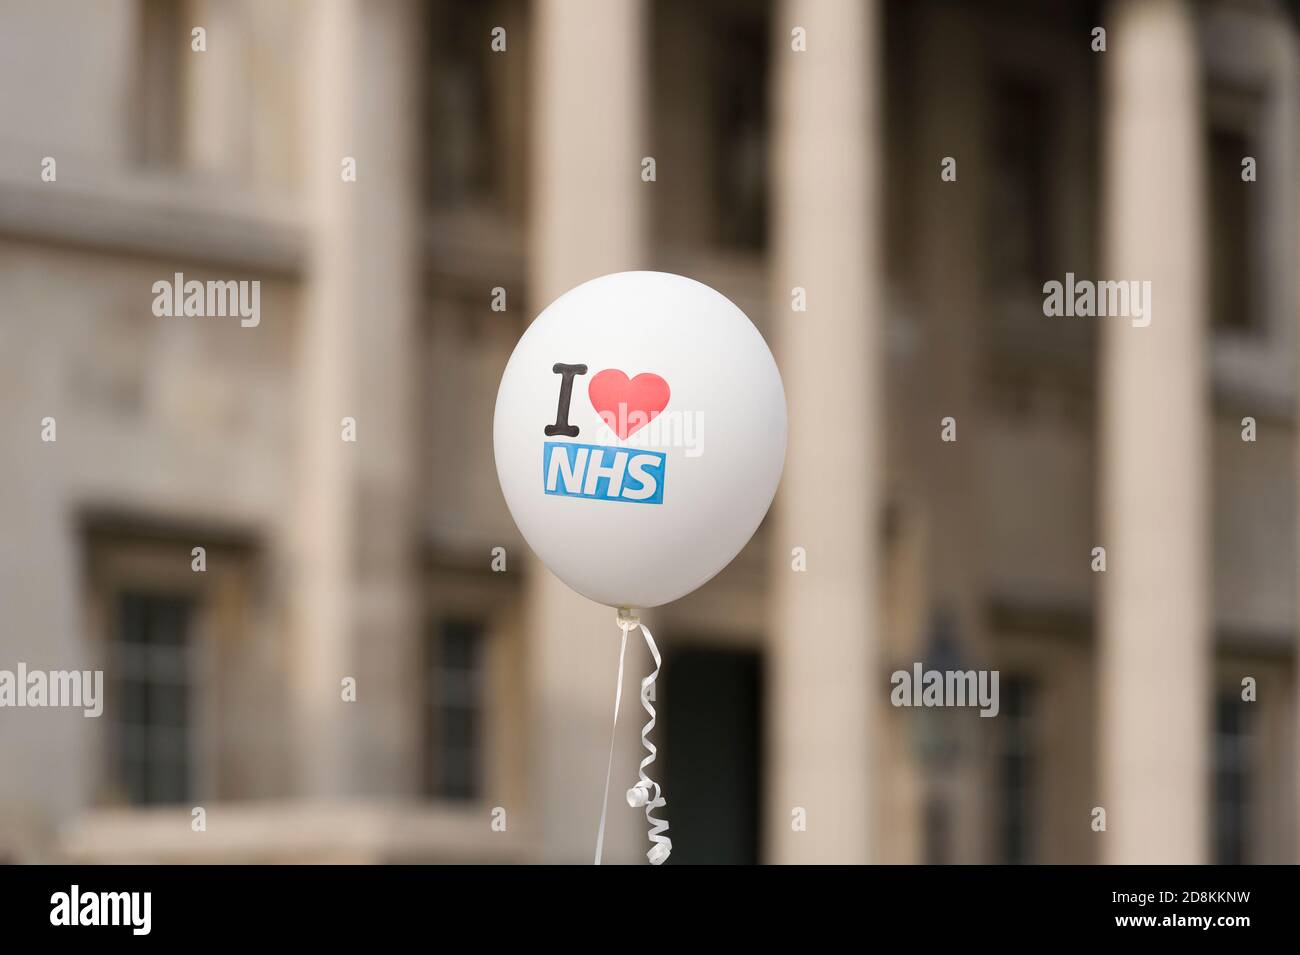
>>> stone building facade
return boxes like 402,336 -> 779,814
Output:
0,0 -> 1296,864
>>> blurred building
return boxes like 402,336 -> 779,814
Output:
0,0 -> 1296,864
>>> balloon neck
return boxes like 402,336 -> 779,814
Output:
616,607 -> 641,630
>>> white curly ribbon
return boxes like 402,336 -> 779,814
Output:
593,609 -> 672,865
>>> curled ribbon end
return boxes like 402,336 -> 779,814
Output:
596,611 -> 672,867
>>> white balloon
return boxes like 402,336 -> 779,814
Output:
493,271 -> 787,608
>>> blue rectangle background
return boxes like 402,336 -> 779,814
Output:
542,441 -> 666,504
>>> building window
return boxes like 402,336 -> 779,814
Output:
1213,693 -> 1253,864
113,593 -> 195,806
427,1 -> 527,217
923,792 -> 952,866
711,10 -> 769,251
424,619 -> 485,800
428,3 -> 493,207
996,677 -> 1037,864
1207,118 -> 1262,336
137,0 -> 185,168
989,78 -> 1053,297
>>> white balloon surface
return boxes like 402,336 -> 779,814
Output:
494,271 -> 786,608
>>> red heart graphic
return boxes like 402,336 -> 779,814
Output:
588,369 -> 671,439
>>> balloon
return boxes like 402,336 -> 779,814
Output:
494,271 -> 787,608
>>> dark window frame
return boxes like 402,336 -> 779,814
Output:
112,592 -> 196,807
424,618 -> 486,800
995,676 -> 1038,865
1212,692 -> 1254,865
1205,86 -> 1266,339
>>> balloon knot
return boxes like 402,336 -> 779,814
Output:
616,608 -> 640,631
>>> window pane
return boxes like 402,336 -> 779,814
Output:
424,620 -> 484,800
991,79 -> 1053,292
996,678 -> 1036,864
1208,122 -> 1259,335
712,11 -> 769,250
113,593 -> 193,806
1213,694 -> 1253,864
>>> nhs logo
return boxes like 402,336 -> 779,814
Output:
539,362 -> 671,505
543,442 -> 666,505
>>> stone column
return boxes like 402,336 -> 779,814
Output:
1099,0 -> 1209,863
292,0 -> 422,797
527,0 -> 648,862
768,0 -> 880,863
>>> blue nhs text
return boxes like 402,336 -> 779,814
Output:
542,441 -> 666,505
